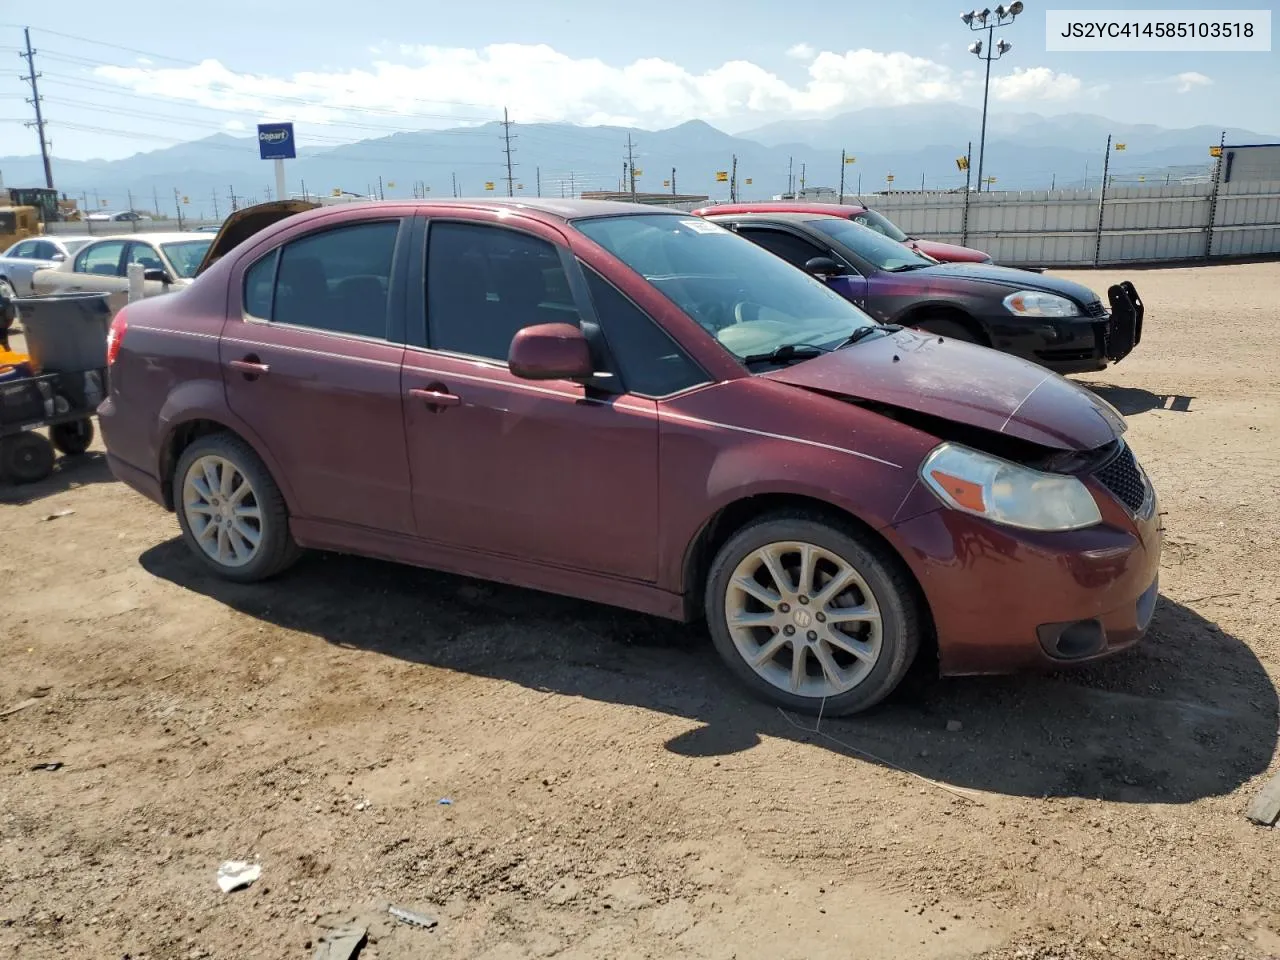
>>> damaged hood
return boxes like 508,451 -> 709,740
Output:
763,328 -> 1126,451
195,199 -> 320,276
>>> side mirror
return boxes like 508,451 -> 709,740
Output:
143,268 -> 171,284
49,252 -> 66,262
508,322 -> 594,381
804,256 -> 845,278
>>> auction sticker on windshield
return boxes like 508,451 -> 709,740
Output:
680,219 -> 729,234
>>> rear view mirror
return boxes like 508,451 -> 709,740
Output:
143,268 -> 170,284
49,252 -> 66,262
508,323 -> 594,381
804,256 -> 844,278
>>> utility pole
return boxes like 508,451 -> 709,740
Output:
229,185 -> 238,213
501,107 -> 517,197
451,171 -> 458,197
1093,134 -> 1113,266
730,154 -> 738,202
787,156 -> 794,197
127,189 -> 135,215
19,29 -> 54,190
536,166 -> 541,197
92,188 -> 101,211
212,189 -> 219,220
625,133 -> 637,201
961,141 -> 973,246
671,167 -> 676,195
799,162 -> 806,197
569,170 -> 577,198
378,175 -> 384,200
921,172 -> 926,191
839,149 -> 846,204
264,184 -> 273,202
153,186 -> 161,216
173,188 -> 184,230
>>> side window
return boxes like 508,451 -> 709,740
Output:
269,220 -> 400,338
10,240 -> 39,259
125,243 -> 164,272
32,241 -> 58,260
243,250 -> 277,319
427,221 -> 579,362
737,228 -> 826,271
75,241 -> 127,276
582,267 -> 707,397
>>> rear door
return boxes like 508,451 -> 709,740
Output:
61,239 -> 130,295
219,214 -> 415,534
123,241 -> 177,296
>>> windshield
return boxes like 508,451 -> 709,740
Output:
807,218 -> 934,272
575,214 -> 879,362
160,239 -> 214,279
850,208 -> 909,242
61,238 -> 91,256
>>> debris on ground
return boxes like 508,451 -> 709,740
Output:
437,797 -> 453,805
1246,770 -> 1280,826
0,698 -> 41,719
29,762 -> 63,772
215,860 -> 261,893
946,720 -> 964,732
388,904 -> 438,929
41,509 -> 74,522
311,924 -> 366,960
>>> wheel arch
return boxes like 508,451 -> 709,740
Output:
158,414 -> 295,514
679,492 -> 937,660
895,302 -> 990,346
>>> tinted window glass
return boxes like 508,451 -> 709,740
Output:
32,241 -> 58,260
243,250 -> 278,318
126,243 -> 165,272
9,240 -> 39,258
583,266 -> 705,397
160,240 -> 213,278
271,220 -> 399,338
427,222 -> 580,361
736,228 -> 828,271
852,208 -> 909,242
806,218 -> 932,272
76,241 -> 127,276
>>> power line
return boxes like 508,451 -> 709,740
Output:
18,27 -> 54,188
501,107 -> 517,197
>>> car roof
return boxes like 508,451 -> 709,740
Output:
278,197 -> 689,227
702,211 -> 847,225
694,201 -> 869,216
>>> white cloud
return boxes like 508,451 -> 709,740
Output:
991,67 -> 1084,101
786,43 -> 815,60
1173,71 -> 1212,93
223,119 -> 246,131
91,43 -> 1092,134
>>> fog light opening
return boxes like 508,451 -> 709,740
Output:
1056,620 -> 1105,659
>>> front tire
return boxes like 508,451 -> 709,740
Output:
173,433 -> 300,582
704,513 -> 921,716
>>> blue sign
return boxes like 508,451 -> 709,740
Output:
257,122 -> 296,160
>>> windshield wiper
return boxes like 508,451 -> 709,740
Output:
888,262 -> 933,272
740,342 -> 828,367
837,324 -> 903,349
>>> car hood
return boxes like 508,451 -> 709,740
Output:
763,328 -> 1126,451
195,199 -> 320,276
906,238 -> 991,263
912,261 -> 1102,304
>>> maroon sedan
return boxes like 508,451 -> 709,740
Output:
690,201 -> 993,264
99,199 -> 1161,715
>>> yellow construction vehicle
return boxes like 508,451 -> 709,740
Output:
0,205 -> 41,251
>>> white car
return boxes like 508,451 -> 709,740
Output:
31,232 -> 213,311
0,236 -> 92,298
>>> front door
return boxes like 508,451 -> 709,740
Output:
220,216 -> 415,534
733,225 -> 870,309
401,216 -> 661,582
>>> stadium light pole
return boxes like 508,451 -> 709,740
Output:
963,2 -> 1022,192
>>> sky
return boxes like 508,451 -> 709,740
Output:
0,0 -> 1276,163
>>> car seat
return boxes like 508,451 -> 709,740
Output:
275,255 -> 330,327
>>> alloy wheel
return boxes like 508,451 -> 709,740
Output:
181,454 -> 264,568
724,540 -> 883,699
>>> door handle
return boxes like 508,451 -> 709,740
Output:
408,386 -> 462,409
229,358 -> 270,377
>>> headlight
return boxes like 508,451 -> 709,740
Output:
920,442 -> 1102,531
1002,290 -> 1081,318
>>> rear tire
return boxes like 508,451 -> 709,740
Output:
1,431 -> 55,484
704,512 -> 921,716
173,432 -> 301,582
51,418 -> 95,456
914,315 -> 979,343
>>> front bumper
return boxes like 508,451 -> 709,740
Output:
888,481 -> 1162,677
983,281 -> 1144,374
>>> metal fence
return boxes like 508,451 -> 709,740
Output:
850,180 -> 1280,266
38,181 -> 1280,267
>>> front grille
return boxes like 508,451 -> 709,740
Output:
1093,442 -> 1148,513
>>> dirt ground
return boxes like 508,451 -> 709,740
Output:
2,261 -> 1279,960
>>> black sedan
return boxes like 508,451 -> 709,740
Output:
702,212 -> 1143,374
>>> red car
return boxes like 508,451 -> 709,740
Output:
99,199 -> 1160,715
690,202 -> 993,264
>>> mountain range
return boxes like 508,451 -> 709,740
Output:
0,104 -> 1272,218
